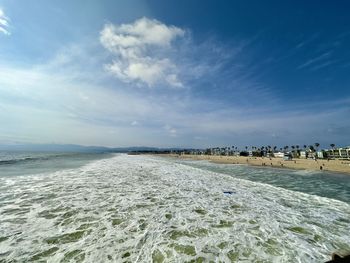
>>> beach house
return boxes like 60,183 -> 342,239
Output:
339,147 -> 350,159
273,152 -> 285,158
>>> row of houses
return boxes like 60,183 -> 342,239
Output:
277,148 -> 350,159
320,147 -> 350,159
182,146 -> 350,160
286,148 -> 350,159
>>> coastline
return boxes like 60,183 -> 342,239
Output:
156,154 -> 350,175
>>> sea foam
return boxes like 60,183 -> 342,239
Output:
0,154 -> 349,262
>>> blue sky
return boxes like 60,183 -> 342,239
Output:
0,0 -> 349,148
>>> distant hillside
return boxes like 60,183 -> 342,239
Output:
0,144 -> 164,153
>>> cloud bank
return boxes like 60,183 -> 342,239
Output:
0,8 -> 10,35
100,17 -> 184,88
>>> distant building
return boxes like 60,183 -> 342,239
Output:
274,152 -> 284,158
339,148 -> 350,159
283,154 -> 292,161
325,147 -> 350,159
317,151 -> 324,159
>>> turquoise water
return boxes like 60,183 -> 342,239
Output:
0,154 -> 349,262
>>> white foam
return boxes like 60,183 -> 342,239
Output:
0,154 -> 349,262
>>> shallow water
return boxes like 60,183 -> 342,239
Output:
0,154 -> 350,262
173,158 -> 350,203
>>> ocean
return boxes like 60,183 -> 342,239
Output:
0,153 -> 350,262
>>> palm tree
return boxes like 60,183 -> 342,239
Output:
267,145 -> 271,153
290,146 -> 295,156
303,145 -> 307,150
314,143 -> 320,151
261,147 -> 265,155
295,145 -> 300,157
252,146 -> 256,155
330,144 -> 335,158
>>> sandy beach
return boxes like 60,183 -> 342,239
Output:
158,154 -> 350,175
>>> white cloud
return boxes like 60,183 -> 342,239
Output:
1,58 -> 350,148
100,17 -> 184,88
1,32 -> 349,148
0,8 -> 10,35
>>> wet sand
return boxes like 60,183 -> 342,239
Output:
158,154 -> 350,175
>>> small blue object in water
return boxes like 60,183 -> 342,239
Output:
223,191 -> 234,195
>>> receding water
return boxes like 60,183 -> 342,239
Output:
0,154 -> 350,262
174,158 -> 350,203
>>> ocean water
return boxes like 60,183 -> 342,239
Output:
174,159 -> 350,203
0,151 -> 112,177
0,154 -> 350,262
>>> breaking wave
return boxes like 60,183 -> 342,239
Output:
0,154 -> 349,262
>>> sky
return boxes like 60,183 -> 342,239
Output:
0,0 -> 349,149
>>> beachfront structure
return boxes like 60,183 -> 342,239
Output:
283,154 -> 292,161
331,147 -> 350,159
325,147 -> 350,159
339,147 -> 350,159
274,152 -> 285,158
198,145 -> 350,160
317,151 -> 324,159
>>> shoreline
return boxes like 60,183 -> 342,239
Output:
156,154 -> 350,175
